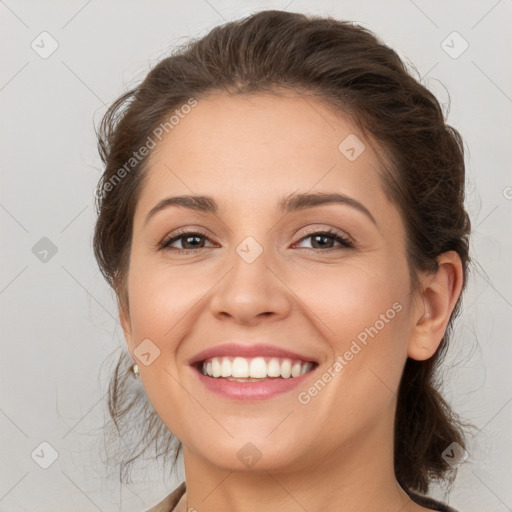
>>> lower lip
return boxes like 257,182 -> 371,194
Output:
192,366 -> 317,400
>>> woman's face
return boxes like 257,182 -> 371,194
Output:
120,90 -> 421,473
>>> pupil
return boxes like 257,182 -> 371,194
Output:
313,234 -> 332,248
184,235 -> 203,249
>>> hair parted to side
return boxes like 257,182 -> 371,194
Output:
93,9 -> 473,493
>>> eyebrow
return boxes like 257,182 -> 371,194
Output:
144,191 -> 377,227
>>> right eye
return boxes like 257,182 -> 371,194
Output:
160,230 -> 215,254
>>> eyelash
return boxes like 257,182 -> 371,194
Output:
159,228 -> 354,254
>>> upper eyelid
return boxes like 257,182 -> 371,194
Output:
163,223 -> 351,239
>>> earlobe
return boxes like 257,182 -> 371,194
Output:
407,251 -> 464,361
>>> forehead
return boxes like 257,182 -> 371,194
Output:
135,91 -> 388,220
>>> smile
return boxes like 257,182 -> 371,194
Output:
192,356 -> 319,400
199,356 -> 316,381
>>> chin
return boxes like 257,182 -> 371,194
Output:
191,435 -> 313,473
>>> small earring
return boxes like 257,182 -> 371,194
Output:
132,363 -> 139,378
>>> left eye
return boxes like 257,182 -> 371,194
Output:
160,229 -> 353,253
294,230 -> 353,250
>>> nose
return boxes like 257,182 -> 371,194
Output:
208,238 -> 292,326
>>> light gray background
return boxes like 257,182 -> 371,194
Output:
1,1 -> 511,511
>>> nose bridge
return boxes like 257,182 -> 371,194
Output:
234,233 -> 266,266
208,227 -> 291,322
222,206 -> 274,270
228,231 -> 272,295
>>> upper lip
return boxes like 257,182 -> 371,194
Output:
187,343 -> 319,366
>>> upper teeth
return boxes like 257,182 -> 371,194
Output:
201,356 -> 314,379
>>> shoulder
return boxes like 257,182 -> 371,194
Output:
144,481 -> 186,512
406,488 -> 461,512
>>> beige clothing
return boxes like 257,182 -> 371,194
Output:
145,482 -> 186,512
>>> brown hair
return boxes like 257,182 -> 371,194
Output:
93,9 -> 473,494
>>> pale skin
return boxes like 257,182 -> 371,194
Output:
119,90 -> 464,512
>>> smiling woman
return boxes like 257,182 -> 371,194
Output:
93,9 -> 473,512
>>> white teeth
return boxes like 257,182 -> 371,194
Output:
291,361 -> 302,378
200,356 -> 314,379
249,357 -> 267,378
232,357 -> 249,378
267,358 -> 281,377
221,358 -> 231,377
211,358 -> 221,377
281,359 -> 292,378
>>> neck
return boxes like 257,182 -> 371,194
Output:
179,409 -> 419,512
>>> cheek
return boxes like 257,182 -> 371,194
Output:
294,257 -> 409,341
124,258 -> 198,357
124,261 -> 197,432
292,258 -> 411,401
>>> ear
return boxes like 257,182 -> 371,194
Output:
407,251 -> 464,361
119,303 -> 134,353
